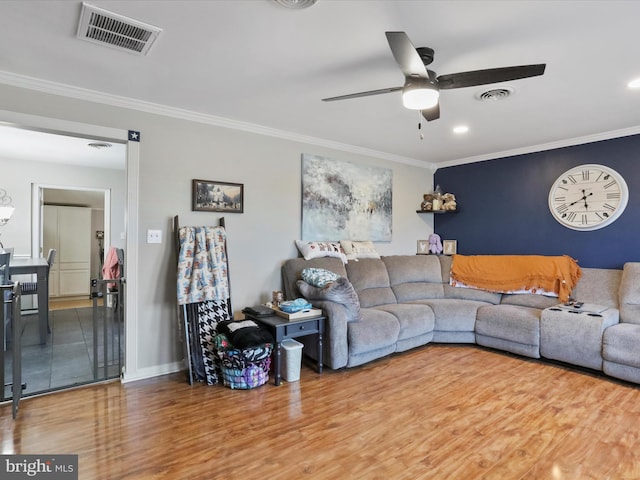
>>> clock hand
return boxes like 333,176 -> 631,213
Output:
569,189 -> 589,207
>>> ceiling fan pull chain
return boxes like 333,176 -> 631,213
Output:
418,111 -> 424,140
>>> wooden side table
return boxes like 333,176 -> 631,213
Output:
245,313 -> 324,386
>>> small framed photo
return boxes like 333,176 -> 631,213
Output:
417,240 -> 429,255
443,240 -> 457,255
192,179 -> 244,213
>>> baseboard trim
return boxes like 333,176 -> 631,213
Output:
121,360 -> 185,384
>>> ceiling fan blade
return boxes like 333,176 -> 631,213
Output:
422,103 -> 440,122
322,86 -> 403,102
385,31 -> 429,79
437,64 -> 546,89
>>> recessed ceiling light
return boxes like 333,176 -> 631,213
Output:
453,125 -> 469,134
628,78 -> 640,89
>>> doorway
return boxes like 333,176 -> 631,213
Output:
0,113 -> 136,401
23,186 -> 118,395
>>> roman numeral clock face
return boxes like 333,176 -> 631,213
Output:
548,164 -> 629,231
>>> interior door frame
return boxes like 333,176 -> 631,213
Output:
0,109 -> 139,383
31,185 -> 111,287
32,186 -> 111,259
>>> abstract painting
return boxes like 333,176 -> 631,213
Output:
301,154 -> 392,241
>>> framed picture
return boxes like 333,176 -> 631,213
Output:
417,240 -> 429,255
192,179 -> 244,213
443,240 -> 457,255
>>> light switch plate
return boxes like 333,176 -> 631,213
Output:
147,229 -> 162,244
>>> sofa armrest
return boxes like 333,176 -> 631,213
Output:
303,300 -> 351,369
296,278 -> 361,369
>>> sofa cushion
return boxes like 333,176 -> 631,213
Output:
412,298 -> 486,333
347,308 -> 400,355
476,304 -> 541,347
603,323 -> 640,368
618,263 -> 640,325
373,303 -> 435,340
340,240 -> 380,261
620,263 -> 640,304
572,267 -> 622,309
444,284 -> 502,304
500,293 -> 559,310
382,255 -> 445,301
345,258 -> 397,308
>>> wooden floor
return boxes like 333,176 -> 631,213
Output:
2,345 -> 640,479
49,298 -> 96,311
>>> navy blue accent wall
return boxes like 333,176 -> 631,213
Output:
434,134 -> 640,269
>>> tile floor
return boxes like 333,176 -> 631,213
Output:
3,304 -> 123,398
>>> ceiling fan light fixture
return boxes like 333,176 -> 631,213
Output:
628,77 -> 640,89
402,81 -> 439,110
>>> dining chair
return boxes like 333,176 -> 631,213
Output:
0,252 -> 9,286
0,247 -> 13,266
1,252 -> 11,350
20,249 -> 56,332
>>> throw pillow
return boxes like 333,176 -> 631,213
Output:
301,268 -> 340,288
297,277 -> 361,319
295,240 -> 347,264
340,240 -> 380,261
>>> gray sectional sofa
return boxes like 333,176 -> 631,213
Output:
281,254 -> 640,385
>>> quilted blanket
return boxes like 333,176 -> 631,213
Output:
177,226 -> 229,305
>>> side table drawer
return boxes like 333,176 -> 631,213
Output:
285,319 -> 319,337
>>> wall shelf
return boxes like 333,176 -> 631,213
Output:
416,209 -> 458,214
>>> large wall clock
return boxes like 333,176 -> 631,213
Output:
548,164 -> 629,231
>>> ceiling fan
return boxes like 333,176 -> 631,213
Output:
322,31 -> 546,122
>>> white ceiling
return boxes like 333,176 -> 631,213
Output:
0,124 -> 126,169
1,0 -> 640,169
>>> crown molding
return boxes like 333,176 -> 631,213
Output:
435,125 -> 640,170
0,70 -> 431,169
3,70 -> 636,173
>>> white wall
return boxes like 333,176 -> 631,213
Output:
0,83 -> 434,379
0,157 -> 125,257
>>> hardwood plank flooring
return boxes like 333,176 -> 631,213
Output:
2,345 -> 640,479
50,298 -> 97,311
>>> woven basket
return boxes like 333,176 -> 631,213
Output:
217,339 -> 273,390
220,357 -> 271,390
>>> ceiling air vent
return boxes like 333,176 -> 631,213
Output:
77,3 -> 162,55
476,87 -> 515,102
274,0 -> 318,9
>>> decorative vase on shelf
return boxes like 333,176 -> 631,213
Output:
432,185 -> 443,211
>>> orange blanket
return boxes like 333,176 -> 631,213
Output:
450,254 -> 581,302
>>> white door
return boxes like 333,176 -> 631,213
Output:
43,205 -> 92,297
